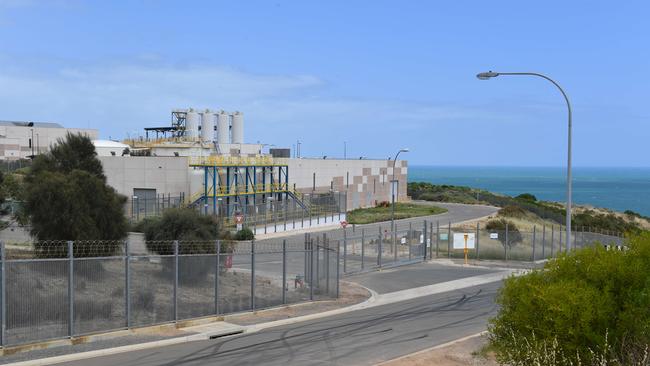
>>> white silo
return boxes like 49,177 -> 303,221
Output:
216,110 -> 230,144
231,111 -> 244,144
200,109 -> 215,143
185,109 -> 199,141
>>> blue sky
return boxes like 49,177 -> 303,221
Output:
0,0 -> 648,166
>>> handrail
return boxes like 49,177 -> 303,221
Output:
189,155 -> 286,167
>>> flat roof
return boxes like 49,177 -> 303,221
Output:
0,120 -> 64,128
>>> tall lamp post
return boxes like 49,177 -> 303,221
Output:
476,71 -> 573,250
390,148 -> 410,236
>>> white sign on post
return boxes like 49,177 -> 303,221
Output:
490,233 -> 499,240
453,233 -> 476,249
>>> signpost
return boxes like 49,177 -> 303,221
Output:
234,212 -> 244,231
453,233 -> 476,265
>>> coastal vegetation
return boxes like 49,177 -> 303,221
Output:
489,232 -> 650,365
408,182 -> 648,234
346,202 -> 447,225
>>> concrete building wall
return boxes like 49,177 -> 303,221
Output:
99,156 -> 193,198
99,156 -> 408,210
0,122 -> 98,160
280,158 -> 407,210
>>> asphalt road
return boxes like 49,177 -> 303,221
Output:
245,202 -> 498,276
60,280 -> 501,366
346,261 -> 498,294
258,202 -> 498,244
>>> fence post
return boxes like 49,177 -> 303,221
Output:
336,239 -> 340,298
343,227 -> 347,274
436,221 -> 440,258
505,224 -> 509,261
429,221 -> 433,260
361,228 -> 365,270
476,222 -> 480,260
251,240 -> 256,310
408,221 -> 412,261
542,225 -> 546,259
393,222 -> 398,263
315,236 -> 320,291
324,234 -> 329,294
309,238 -> 314,301
215,240 -> 221,315
551,225 -> 554,257
377,226 -> 382,267
559,225 -> 563,253
447,222 -> 451,259
1,240 -> 5,347
68,240 -> 74,338
282,239 -> 287,305
304,234 -> 309,285
532,225 -> 536,262
125,240 -> 131,329
338,191 -> 342,222
423,220 -> 427,261
173,240 -> 179,322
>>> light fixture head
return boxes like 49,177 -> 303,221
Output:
477,71 -> 499,80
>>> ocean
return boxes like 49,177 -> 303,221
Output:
408,166 -> 650,216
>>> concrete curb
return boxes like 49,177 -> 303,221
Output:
245,283 -> 379,333
2,333 -> 219,366
374,331 -> 488,365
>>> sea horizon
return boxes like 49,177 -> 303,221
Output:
408,165 -> 650,216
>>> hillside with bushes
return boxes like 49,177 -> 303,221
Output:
408,182 -> 649,234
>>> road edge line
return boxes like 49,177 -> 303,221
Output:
374,331 -> 488,365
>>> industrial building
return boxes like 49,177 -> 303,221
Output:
0,120 -> 98,160
95,108 -> 407,232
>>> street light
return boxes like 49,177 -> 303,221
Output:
476,70 -> 573,250
390,148 -> 410,237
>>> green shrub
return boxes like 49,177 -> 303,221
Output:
485,218 -> 523,247
515,193 -> 537,202
138,208 -> 220,255
234,227 -> 255,241
489,232 -> 650,365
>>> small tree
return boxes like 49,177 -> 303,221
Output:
23,133 -> 127,256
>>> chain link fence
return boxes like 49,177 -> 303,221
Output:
0,238 -> 338,347
338,219 -> 626,275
